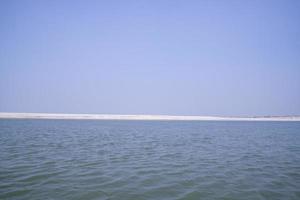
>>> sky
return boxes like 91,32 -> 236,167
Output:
0,0 -> 299,116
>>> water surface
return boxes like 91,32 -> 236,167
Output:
0,119 -> 299,199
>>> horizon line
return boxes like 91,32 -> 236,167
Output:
0,112 -> 300,121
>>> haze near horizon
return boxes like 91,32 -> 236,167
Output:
1,0 -> 299,116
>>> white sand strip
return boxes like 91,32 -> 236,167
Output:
0,112 -> 299,121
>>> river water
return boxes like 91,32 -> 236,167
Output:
0,119 -> 299,199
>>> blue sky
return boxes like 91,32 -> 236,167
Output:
0,0 -> 299,116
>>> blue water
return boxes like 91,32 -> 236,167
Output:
0,119 -> 299,200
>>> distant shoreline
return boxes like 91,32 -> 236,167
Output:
0,112 -> 299,121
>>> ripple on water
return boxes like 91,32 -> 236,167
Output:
0,120 -> 300,200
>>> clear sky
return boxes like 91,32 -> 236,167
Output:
0,0 -> 299,116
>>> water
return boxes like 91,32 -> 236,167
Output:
0,119 -> 299,200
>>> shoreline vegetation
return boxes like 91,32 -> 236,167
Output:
0,112 -> 299,121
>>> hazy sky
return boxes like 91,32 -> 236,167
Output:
1,0 -> 299,116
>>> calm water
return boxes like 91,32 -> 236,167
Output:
0,120 -> 299,200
